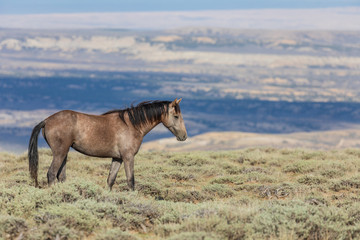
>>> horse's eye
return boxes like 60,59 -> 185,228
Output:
174,116 -> 179,119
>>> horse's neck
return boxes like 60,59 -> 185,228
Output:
138,119 -> 162,137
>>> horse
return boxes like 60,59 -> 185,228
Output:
28,98 -> 187,190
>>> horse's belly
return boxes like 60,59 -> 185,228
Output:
72,141 -> 118,158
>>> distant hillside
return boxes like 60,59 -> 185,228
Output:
141,129 -> 360,151
1,28 -> 360,102
2,28 -> 360,153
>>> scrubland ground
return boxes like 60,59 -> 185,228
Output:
1,148 -> 360,239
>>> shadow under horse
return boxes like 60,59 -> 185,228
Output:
28,98 -> 187,190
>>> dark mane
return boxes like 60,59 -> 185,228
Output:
102,100 -> 180,127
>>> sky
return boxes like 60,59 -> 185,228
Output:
1,0 -> 360,14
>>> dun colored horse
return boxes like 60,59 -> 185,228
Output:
28,98 -> 187,190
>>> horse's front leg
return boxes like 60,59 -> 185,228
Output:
123,155 -> 135,191
107,157 -> 123,191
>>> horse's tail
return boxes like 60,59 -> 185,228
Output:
28,121 -> 45,187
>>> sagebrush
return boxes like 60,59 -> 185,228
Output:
1,148 -> 360,239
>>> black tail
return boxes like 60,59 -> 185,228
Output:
28,121 -> 45,187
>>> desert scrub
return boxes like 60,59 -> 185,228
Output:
282,161 -> 317,174
169,152 -> 210,167
249,200 -> 360,239
329,176 -> 360,192
162,189 -> 212,203
0,215 -> 27,239
165,171 -> 197,181
95,228 -> 139,240
203,183 -> 234,198
0,184 -> 50,217
37,203 -> 99,232
168,231 -> 219,240
210,175 -> 244,185
297,175 -> 327,185
1,148 -> 360,239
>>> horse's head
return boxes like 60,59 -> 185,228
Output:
162,98 -> 187,141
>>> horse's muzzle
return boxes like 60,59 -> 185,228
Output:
177,134 -> 187,141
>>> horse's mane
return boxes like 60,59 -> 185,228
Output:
102,100 -> 180,127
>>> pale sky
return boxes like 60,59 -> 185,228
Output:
1,8 -> 359,30
1,0 -> 360,14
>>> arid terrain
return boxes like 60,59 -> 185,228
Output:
1,148 -> 360,239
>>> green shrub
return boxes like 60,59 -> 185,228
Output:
210,176 -> 244,185
168,231 -> 219,240
95,229 -> 139,240
330,177 -> 360,191
256,184 -> 292,199
75,199 -> 120,220
166,171 -> 197,181
297,175 -> 327,185
169,153 -> 210,167
112,200 -> 162,232
222,164 -> 242,175
301,151 -> 326,160
283,161 -> 316,174
164,190 -> 211,203
0,215 -> 27,239
136,181 -> 163,197
0,185 -> 49,217
30,221 -> 78,240
249,201 -> 346,239
203,184 -> 234,198
320,169 -> 344,178
37,203 -> 99,233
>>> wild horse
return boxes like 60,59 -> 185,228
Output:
28,98 -> 187,190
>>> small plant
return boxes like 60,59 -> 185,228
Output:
95,229 -> 139,240
203,184 -> 234,198
0,215 -> 27,239
283,161 -> 316,174
297,175 -> 327,185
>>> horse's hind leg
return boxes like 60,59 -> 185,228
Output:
57,154 -> 68,182
48,150 -> 69,186
107,158 -> 123,191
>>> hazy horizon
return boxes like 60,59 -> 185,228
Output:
1,0 -> 360,14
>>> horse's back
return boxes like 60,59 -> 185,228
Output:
45,110 -> 108,128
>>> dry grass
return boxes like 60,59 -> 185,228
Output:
1,148 -> 360,239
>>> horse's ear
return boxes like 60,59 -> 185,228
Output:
176,98 -> 182,104
170,98 -> 178,107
